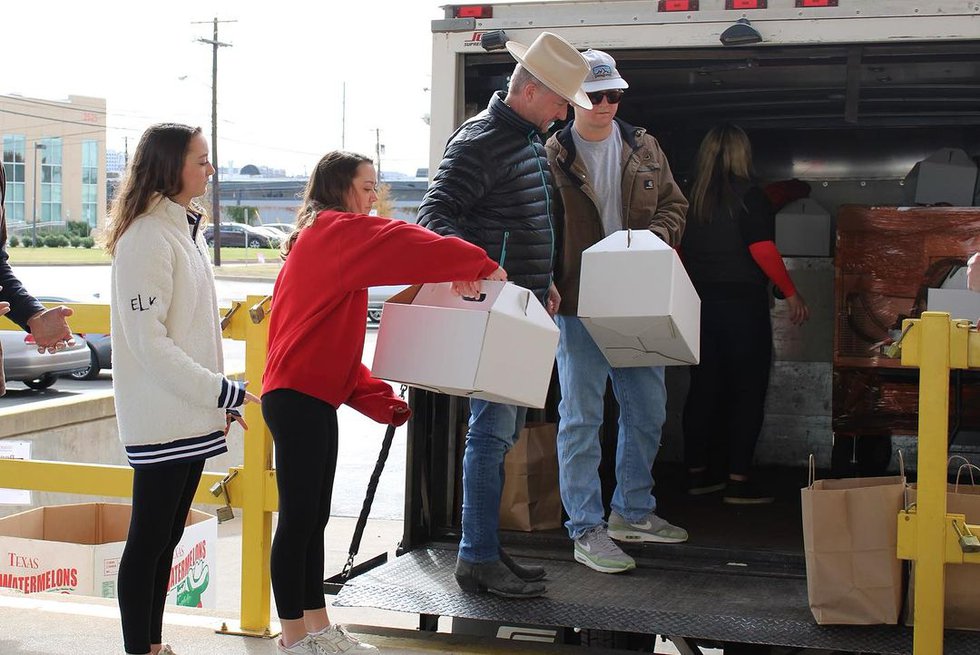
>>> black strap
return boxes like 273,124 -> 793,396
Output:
341,385 -> 407,580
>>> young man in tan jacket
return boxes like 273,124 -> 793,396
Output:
545,49 -> 689,574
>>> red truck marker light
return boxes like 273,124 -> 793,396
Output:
659,0 -> 699,11
726,0 -> 767,8
796,0 -> 838,6
455,5 -> 493,19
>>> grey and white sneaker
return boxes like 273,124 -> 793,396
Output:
311,624 -> 379,653
608,510 -> 688,544
277,635 -> 322,655
574,525 -> 636,573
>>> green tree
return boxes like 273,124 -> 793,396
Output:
374,183 -> 395,218
225,206 -> 261,225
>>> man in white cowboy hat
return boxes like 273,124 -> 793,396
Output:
417,31 -> 590,598
545,49 -> 689,574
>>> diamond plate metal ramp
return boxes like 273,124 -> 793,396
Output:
335,546 -> 980,654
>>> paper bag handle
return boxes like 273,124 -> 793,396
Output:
948,454 -> 973,470
955,463 -> 980,492
897,449 -> 909,510
807,454 -> 816,488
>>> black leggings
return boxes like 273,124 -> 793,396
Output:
118,459 -> 205,654
683,291 -> 773,478
262,388 -> 339,621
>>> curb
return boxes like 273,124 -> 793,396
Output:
213,275 -> 277,283
7,261 -> 111,267
0,390 -> 116,439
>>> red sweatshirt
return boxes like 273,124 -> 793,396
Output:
263,210 -> 499,424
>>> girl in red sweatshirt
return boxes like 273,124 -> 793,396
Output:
262,151 -> 503,655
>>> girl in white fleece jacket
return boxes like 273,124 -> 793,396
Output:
105,123 -> 257,655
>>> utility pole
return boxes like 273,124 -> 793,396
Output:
194,16 -> 235,267
375,128 -> 383,180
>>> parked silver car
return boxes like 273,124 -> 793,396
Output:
262,223 -> 295,235
0,329 -> 90,390
367,285 -> 409,323
36,297 -> 111,381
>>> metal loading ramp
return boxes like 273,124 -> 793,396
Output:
334,546 -> 980,654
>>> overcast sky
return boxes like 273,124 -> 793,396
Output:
2,1 -> 448,177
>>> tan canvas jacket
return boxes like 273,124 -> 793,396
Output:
546,119 -> 689,315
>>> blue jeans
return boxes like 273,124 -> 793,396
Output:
458,398 -> 528,563
555,315 -> 667,540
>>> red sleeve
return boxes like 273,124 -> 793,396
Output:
748,240 -> 797,298
346,364 -> 411,426
763,179 -> 811,212
327,214 -> 499,291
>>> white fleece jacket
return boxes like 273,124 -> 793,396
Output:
110,196 -> 232,447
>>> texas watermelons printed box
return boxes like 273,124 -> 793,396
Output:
0,503 -> 216,608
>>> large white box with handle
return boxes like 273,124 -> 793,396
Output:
578,229 -> 700,367
372,281 -> 560,408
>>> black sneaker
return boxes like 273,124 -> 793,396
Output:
723,479 -> 774,505
687,470 -> 727,496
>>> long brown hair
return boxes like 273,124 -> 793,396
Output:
688,123 -> 754,224
281,150 -> 373,258
102,123 -> 205,255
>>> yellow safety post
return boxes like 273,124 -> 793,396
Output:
216,294 -> 277,638
898,312 -> 980,655
907,312 -> 950,655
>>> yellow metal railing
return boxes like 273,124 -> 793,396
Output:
898,312 -> 980,655
0,296 -> 279,637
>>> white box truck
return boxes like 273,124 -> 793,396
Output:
336,3 -> 980,652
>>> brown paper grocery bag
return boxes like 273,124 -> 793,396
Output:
801,455 -> 906,625
906,459 -> 980,631
499,423 -> 561,532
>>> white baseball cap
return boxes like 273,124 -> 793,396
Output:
581,49 -> 629,93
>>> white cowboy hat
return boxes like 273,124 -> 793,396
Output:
505,32 -> 593,110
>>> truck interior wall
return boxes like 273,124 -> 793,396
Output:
459,41 -> 979,474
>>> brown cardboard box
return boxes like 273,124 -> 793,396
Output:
0,503 -> 217,607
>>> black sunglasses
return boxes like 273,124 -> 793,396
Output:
586,89 -> 625,105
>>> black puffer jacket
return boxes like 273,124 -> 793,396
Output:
418,91 -> 556,300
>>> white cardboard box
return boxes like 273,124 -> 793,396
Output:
372,281 -> 559,408
0,503 -> 217,607
903,148 -> 979,207
775,198 -> 832,257
578,230 -> 700,367
927,288 -> 980,321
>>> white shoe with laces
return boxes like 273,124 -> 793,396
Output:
310,624 -> 379,653
276,635 -> 323,655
